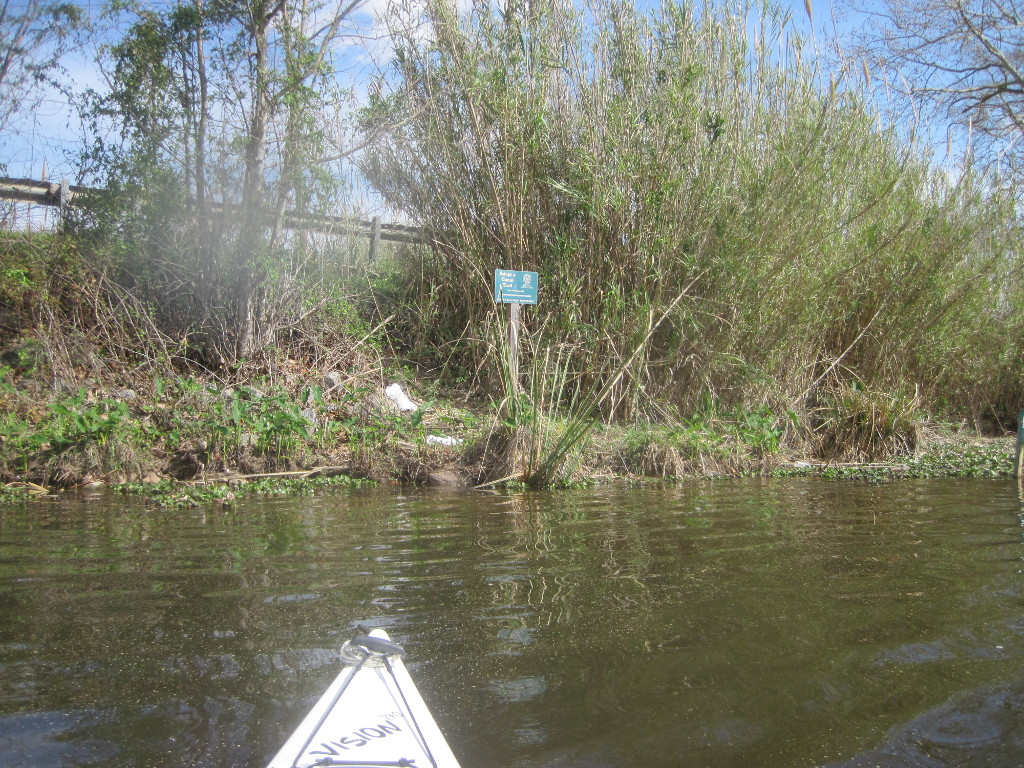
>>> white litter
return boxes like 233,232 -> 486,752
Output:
385,383 -> 417,412
426,435 -> 463,447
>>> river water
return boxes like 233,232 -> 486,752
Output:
0,479 -> 1021,768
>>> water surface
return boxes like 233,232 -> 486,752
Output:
0,479 -> 1021,767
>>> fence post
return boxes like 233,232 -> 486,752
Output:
369,215 -> 381,259
509,302 -> 521,395
59,178 -> 70,231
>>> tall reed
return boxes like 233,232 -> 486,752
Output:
361,0 -> 1023,426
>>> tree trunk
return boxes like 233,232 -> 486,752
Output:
234,0 -> 278,361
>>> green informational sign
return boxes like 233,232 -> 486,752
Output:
494,269 -> 539,304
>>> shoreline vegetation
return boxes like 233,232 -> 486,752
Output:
3,0 -> 1024,505
0,364 -> 1016,508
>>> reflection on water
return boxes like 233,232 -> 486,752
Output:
0,479 -> 1021,768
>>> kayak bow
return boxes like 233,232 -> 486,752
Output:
267,629 -> 462,768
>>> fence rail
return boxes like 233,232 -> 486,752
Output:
0,177 -> 425,250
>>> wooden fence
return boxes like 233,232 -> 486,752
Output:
0,177 -> 425,254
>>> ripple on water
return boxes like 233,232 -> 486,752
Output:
1,481 -> 1021,768
875,631 -> 1015,668
823,682 -> 1024,768
489,676 -> 548,703
0,711 -> 118,768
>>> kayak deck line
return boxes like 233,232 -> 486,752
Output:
267,629 -> 462,768
311,760 -> 419,767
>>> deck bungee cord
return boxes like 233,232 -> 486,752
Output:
381,653 -> 437,768
311,760 -> 419,767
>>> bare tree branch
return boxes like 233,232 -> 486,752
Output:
847,0 -> 1024,173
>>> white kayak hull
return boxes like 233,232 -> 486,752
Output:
267,629 -> 462,768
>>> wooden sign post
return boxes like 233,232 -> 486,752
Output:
494,270 -> 539,393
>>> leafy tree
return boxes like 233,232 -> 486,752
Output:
79,0 -> 365,366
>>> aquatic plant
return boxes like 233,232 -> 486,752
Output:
115,472 -> 375,508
